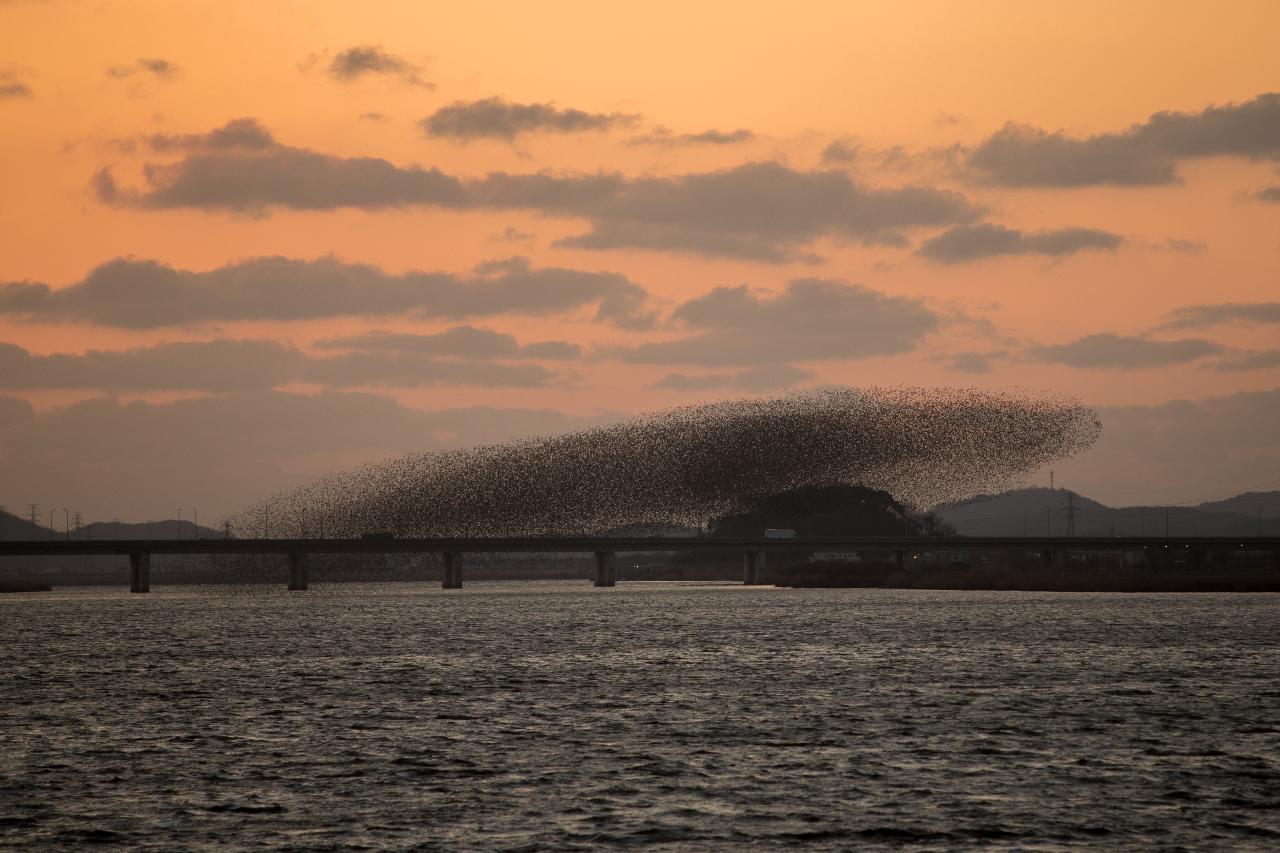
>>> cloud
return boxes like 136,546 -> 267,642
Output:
0,395 -> 34,428
968,92 -> 1280,186
0,336 -> 565,392
0,391 -> 610,520
93,130 -> 467,211
917,223 -> 1124,263
303,353 -> 558,388
1158,302 -> 1280,330
1030,333 -> 1223,369
627,127 -> 755,147
1212,349 -> 1280,371
551,161 -> 978,262
315,326 -> 581,360
1257,186 -> 1280,203
423,97 -> 636,141
94,122 -> 980,259
610,278 -> 939,366
1163,237 -> 1207,254
107,57 -> 180,79
0,339 -> 304,391
0,255 -> 655,329
820,139 -> 858,165
325,45 -> 430,87
942,351 -> 997,373
651,364 -> 815,391
144,117 -> 277,153
0,71 -> 31,99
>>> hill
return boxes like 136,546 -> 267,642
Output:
935,488 -> 1280,537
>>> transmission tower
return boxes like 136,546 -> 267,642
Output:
1063,491 -> 1077,537
72,511 -> 84,538
27,503 -> 40,528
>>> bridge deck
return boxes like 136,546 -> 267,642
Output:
3,535 -> 1279,557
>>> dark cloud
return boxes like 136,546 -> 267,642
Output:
94,122 -> 980,260
315,326 -> 581,360
304,353 -> 558,388
93,142 -> 466,213
610,278 -> 938,366
0,70 -> 32,98
1212,349 -> 1280,371
145,117 -> 276,152
0,255 -> 655,329
423,97 -> 636,141
0,395 -> 34,428
492,226 -> 535,242
943,351 -> 997,373
0,336 -> 565,392
0,339 -> 304,391
627,127 -> 755,147
968,92 -> 1280,186
1257,186 -> 1280,203
107,57 -> 180,79
1030,333 -> 1223,369
651,364 -> 815,391
0,391 -> 609,520
1158,302 -> 1280,330
1163,237 -> 1207,254
917,223 -> 1124,263
326,45 -> 430,88
820,139 -> 859,165
551,162 -> 978,262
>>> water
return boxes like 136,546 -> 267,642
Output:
2,582 -> 1278,850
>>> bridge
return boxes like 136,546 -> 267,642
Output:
3,535 -> 1278,591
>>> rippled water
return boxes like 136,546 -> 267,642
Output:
2,582 -> 1278,850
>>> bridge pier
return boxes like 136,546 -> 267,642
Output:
594,550 -> 617,587
129,552 -> 150,593
287,552 -> 308,590
743,550 -> 765,585
441,551 -> 463,589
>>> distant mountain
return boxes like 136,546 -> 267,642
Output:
0,509 -> 222,542
935,487 -> 1280,537
1195,491 -> 1280,519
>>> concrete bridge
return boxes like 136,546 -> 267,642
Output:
3,535 -> 1278,592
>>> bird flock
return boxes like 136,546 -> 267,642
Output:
227,387 -> 1101,538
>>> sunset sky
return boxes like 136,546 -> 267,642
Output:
2,0 -> 1279,521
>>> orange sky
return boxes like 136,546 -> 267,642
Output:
1,1 -> 1278,518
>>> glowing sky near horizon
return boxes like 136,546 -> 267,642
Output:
1,0 -> 1278,520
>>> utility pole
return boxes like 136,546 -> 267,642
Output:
1064,492 -> 1077,537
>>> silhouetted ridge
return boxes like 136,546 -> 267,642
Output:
708,485 -> 952,538
227,387 -> 1100,537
